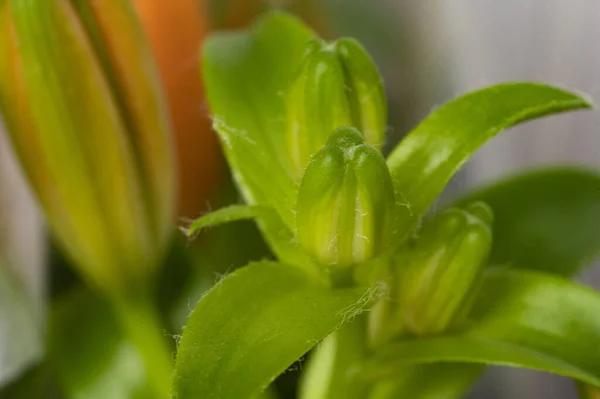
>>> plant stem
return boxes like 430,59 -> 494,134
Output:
112,293 -> 173,399
299,315 -> 370,399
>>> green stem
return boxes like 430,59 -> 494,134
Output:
299,315 -> 370,399
112,293 -> 173,399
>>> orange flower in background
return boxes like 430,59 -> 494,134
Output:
133,0 -> 222,219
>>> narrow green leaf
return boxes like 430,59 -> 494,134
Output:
454,167 -> 600,276
185,205 -> 274,237
362,270 -> 600,387
172,261 -> 377,399
386,83 -> 592,241
48,289 -> 153,399
184,204 -> 313,271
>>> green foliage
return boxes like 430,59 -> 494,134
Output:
3,1 -> 600,396
385,82 -> 591,242
48,290 -> 152,399
363,270 -> 600,386
172,261 -> 375,399
172,10 -> 600,399
5,5 -> 598,399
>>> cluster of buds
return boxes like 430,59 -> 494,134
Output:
286,34 -> 393,273
284,30 -> 497,345
285,37 -> 387,179
0,0 -> 175,297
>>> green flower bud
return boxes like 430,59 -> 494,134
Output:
286,38 -> 387,178
296,127 -> 395,267
334,38 -> 387,149
395,202 -> 493,335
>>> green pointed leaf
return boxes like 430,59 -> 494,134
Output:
202,12 -> 314,231
454,167 -> 600,276
48,289 -> 153,399
172,261 -> 376,399
386,83 -> 592,241
362,270 -> 600,387
202,12 -> 324,269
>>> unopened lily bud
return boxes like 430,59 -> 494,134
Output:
333,38 -> 387,149
0,0 -> 175,297
286,38 -> 387,178
395,202 -> 493,335
296,127 -> 395,267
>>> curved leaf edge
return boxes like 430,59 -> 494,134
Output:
171,260 -> 379,399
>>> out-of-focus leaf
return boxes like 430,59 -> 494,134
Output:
361,270 -> 600,387
48,289 -> 153,399
368,364 -> 484,399
454,167 -> 600,276
0,265 -> 41,388
577,382 -> 600,399
386,83 -> 592,242
172,261 -> 376,399
0,363 -> 58,399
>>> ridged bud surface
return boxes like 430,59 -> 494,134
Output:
297,127 -> 395,267
286,38 -> 386,178
396,202 -> 494,335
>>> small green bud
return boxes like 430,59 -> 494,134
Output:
296,127 -> 396,267
334,38 -> 387,149
395,202 -> 493,335
286,38 -> 387,178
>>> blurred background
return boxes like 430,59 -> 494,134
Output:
1,0 -> 599,398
